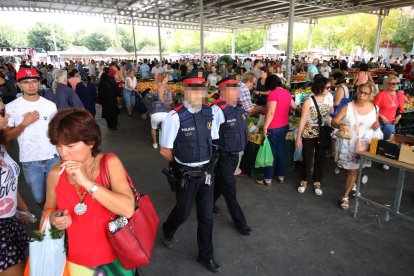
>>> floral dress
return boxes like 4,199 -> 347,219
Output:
335,103 -> 377,170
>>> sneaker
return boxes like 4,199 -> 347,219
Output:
314,182 -> 323,196
152,143 -> 158,149
382,164 -> 389,171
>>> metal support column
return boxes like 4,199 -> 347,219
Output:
231,29 -> 235,59
264,26 -> 268,58
156,6 -> 162,63
374,12 -> 384,59
131,16 -> 138,64
307,19 -> 313,50
286,0 -> 295,85
200,0 -> 205,68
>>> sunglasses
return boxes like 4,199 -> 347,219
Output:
390,82 -> 400,85
359,91 -> 371,96
325,86 -> 331,90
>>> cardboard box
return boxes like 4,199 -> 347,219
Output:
376,135 -> 414,162
370,138 -> 379,154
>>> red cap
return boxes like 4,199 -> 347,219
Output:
217,79 -> 238,88
16,68 -> 40,82
182,78 -> 206,85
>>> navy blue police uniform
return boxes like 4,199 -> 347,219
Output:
160,70 -> 221,273
212,76 -> 251,235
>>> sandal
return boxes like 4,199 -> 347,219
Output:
340,197 -> 349,210
351,184 -> 361,197
314,182 -> 323,196
256,179 -> 272,187
297,181 -> 307,193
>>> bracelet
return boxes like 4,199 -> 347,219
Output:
88,183 -> 100,199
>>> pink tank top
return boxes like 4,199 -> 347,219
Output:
355,71 -> 368,86
55,169 -> 116,267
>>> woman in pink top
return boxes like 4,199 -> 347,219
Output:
256,75 -> 297,186
353,63 -> 374,88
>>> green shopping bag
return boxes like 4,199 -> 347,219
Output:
255,137 -> 274,168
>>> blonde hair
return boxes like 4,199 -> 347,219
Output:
383,74 -> 400,86
356,83 -> 375,102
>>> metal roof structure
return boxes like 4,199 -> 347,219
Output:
1,1 -> 412,32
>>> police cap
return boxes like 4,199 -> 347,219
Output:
216,75 -> 238,88
182,70 -> 208,87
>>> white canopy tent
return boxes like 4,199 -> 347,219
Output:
250,42 -> 285,57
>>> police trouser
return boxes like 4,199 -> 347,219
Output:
163,164 -> 214,261
214,153 -> 247,228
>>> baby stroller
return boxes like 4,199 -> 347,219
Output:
135,88 -> 152,119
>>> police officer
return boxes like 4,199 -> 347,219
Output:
160,70 -> 221,273
212,76 -> 251,235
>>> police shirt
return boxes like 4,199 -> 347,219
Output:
161,101 -> 219,167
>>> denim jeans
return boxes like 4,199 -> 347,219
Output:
263,125 -> 289,181
22,156 -> 60,204
123,88 -> 136,109
380,122 -> 395,140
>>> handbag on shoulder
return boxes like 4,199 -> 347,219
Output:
311,96 -> 332,149
101,153 -> 159,270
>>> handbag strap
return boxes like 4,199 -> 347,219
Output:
310,96 -> 323,131
352,102 -> 362,137
100,153 -> 141,206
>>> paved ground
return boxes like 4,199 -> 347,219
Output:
16,108 -> 414,276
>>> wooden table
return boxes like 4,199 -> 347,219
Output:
354,151 -> 414,222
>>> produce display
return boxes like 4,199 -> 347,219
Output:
294,87 -> 312,95
404,93 -> 414,111
346,68 -> 397,79
136,81 -> 184,94
247,117 -> 264,145
290,73 -> 306,82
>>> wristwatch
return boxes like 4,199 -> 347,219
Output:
88,183 -> 100,198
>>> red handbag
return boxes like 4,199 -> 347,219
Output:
101,153 -> 159,270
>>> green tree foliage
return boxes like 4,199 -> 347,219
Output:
118,27 -> 135,52
312,17 -> 347,51
235,29 -> 266,54
72,29 -> 87,46
204,33 -> 231,54
136,36 -> 157,51
27,22 -> 70,51
0,25 -> 28,47
83,30 -> 113,51
170,30 -> 200,53
392,16 -> 414,52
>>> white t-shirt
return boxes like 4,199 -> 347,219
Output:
164,68 -> 174,82
319,66 -> 331,78
0,145 -> 20,218
6,96 -> 58,162
151,66 -> 164,77
88,64 -> 96,76
125,76 -> 137,90
244,60 -> 252,71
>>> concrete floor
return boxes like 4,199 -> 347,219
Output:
17,108 -> 414,276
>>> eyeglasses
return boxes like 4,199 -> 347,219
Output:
390,82 -> 400,86
359,91 -> 371,96
20,80 -> 39,85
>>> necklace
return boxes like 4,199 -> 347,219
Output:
73,156 -> 96,216
386,91 -> 397,107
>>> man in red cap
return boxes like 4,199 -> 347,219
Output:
159,70 -> 221,273
211,76 -> 251,235
5,68 -> 59,208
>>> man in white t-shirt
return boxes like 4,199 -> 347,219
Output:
5,68 -> 60,207
151,62 -> 164,81
164,63 -> 174,82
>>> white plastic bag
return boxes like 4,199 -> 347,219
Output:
29,215 -> 66,276
294,146 -> 303,162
